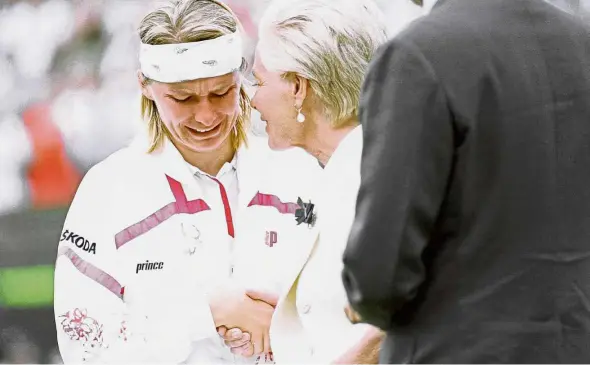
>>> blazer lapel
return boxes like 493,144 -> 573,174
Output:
276,228 -> 319,309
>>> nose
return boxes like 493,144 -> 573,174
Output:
250,92 -> 259,111
192,100 -> 217,126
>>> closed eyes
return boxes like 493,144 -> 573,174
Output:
170,96 -> 190,102
168,87 -> 234,102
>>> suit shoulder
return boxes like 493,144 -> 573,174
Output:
391,5 -> 478,56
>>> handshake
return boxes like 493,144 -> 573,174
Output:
210,286 -> 278,357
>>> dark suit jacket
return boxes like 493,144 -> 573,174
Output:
342,0 -> 590,363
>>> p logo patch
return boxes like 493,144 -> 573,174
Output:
265,231 -> 278,248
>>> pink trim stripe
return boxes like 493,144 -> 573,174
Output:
209,177 -> 235,237
114,202 -> 178,249
60,247 -> 123,300
114,175 -> 210,249
247,192 -> 299,215
168,175 -> 188,204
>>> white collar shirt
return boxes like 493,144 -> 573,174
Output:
186,153 -> 239,231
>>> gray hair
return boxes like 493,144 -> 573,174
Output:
257,0 -> 388,127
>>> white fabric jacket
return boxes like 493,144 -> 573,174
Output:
54,132 -> 321,364
269,126 -> 371,363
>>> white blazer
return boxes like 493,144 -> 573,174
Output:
270,126 -> 371,364
54,132 -> 321,364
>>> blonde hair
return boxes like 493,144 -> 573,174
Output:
139,0 -> 250,153
257,0 -> 388,128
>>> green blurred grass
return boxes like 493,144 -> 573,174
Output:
0,265 -> 54,308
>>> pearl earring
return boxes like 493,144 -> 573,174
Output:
296,106 -> 305,123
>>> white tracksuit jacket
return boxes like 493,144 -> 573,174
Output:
54,132 -> 321,364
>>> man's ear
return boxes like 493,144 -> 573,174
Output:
291,73 -> 309,110
137,70 -> 154,100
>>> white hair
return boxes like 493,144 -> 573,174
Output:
257,0 -> 388,127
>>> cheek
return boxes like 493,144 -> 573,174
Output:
211,90 -> 241,121
223,90 -> 241,116
153,98 -> 186,127
254,87 -> 292,119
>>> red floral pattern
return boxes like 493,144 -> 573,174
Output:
255,352 -> 275,364
59,308 -> 104,348
119,320 -> 129,342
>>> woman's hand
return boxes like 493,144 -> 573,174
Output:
217,326 -> 255,357
209,285 -> 278,355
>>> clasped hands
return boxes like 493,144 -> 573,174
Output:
212,287 -> 362,358
213,288 -> 278,357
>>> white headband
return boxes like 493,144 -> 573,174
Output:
139,32 -> 243,83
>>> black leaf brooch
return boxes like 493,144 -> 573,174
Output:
295,197 -> 316,227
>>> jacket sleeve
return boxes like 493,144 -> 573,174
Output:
54,166 -> 126,363
119,258 -> 221,363
55,166 -> 221,363
341,38 -> 454,330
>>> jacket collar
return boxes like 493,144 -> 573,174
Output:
131,131 -> 237,185
322,125 -> 363,181
235,135 -> 272,208
314,125 -> 363,212
130,132 -> 290,209
186,153 -> 238,179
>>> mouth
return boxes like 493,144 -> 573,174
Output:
185,123 -> 222,139
195,125 -> 216,133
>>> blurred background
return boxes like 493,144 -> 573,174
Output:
0,0 -> 586,363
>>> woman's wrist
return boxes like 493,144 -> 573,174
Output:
209,284 -> 242,328
208,289 -> 226,327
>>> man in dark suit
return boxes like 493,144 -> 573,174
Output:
342,0 -> 590,363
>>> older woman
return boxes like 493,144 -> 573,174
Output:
53,0 -> 320,363
242,0 -> 389,363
